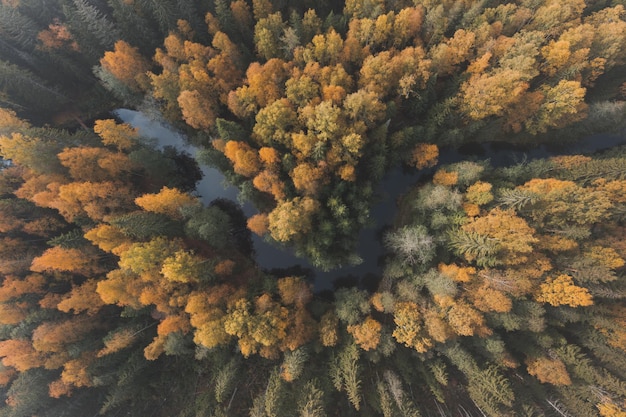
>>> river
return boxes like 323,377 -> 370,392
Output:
114,109 -> 626,290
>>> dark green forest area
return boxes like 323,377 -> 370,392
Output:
0,0 -> 626,416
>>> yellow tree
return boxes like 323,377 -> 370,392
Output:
223,140 -> 261,177
525,80 -> 587,134
57,147 -> 133,182
247,213 -> 269,236
253,170 -> 286,201
186,286 -> 238,349
97,328 -> 138,357
465,181 -> 493,206
525,356 -> 572,385
177,89 -> 217,129
277,276 -> 312,308
252,98 -> 298,146
268,197 -> 319,242
392,301 -> 432,353
0,108 -> 30,131
84,224 -> 131,255
461,207 -> 538,266
347,316 -> 382,351
535,274 -> 593,307
445,299 -> 491,337
430,29 -> 476,76
134,186 -> 199,219
459,69 -> 529,120
56,280 -> 104,316
100,40 -> 151,91
470,285 -> 512,313
519,178 -> 612,228
258,146 -> 281,168
93,119 -> 139,151
30,247 -> 101,275
290,162 -> 326,196
0,339 -> 44,371
52,181 -> 135,222
411,143 -> 439,169
160,250 -> 204,283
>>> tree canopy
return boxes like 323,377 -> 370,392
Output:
0,0 -> 625,416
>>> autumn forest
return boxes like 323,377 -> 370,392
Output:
0,0 -> 626,416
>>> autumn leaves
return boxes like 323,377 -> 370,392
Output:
374,150 -> 626,413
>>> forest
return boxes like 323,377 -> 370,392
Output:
0,0 -> 625,416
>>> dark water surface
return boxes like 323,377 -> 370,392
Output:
115,109 -> 626,290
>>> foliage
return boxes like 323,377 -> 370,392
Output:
1,1 -> 626,416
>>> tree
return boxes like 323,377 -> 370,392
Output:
67,0 -> 120,51
460,69 -> 529,121
0,4 -> 39,51
160,250 -> 205,283
252,0 -> 273,21
51,181 -> 135,222
231,0 -> 253,33
135,186 -> 199,219
290,162 -> 325,196
268,197 -> 319,242
347,316 -> 382,351
445,299 -> 490,337
252,98 -> 298,146
460,207 -> 538,266
0,131 -> 64,174
432,169 -> 458,187
30,246 -> 100,275
280,347 -> 308,382
254,12 -> 286,60
310,29 -> 344,66
319,310 -> 339,347
186,289 -> 233,349
0,340 -> 44,371
344,0 -> 385,19
0,107 -> 30,131
525,356 -> 572,385
84,223 -> 131,255
297,380 -> 327,417
471,285 -> 512,313
118,237 -> 182,275
430,29 -> 476,76
58,146 -> 134,182
0,60 -> 67,112
277,276 -> 312,307
392,301 -> 432,353
286,72 -> 320,107
519,178 -> 612,228
93,119 -> 139,151
331,342 -> 362,410
56,279 -> 104,315
525,80 -> 587,134
384,225 -> 436,265
177,89 -> 218,129
343,89 -> 386,127
100,40 -> 151,91
246,58 -> 292,108
223,140 -> 261,177
247,213 -> 269,236
183,204 -> 233,248
535,274 -> 593,307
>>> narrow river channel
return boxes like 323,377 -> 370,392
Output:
115,109 -> 626,290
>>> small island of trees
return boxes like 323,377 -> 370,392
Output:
0,0 -> 625,416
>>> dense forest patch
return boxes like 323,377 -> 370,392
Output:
0,0 -> 625,416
